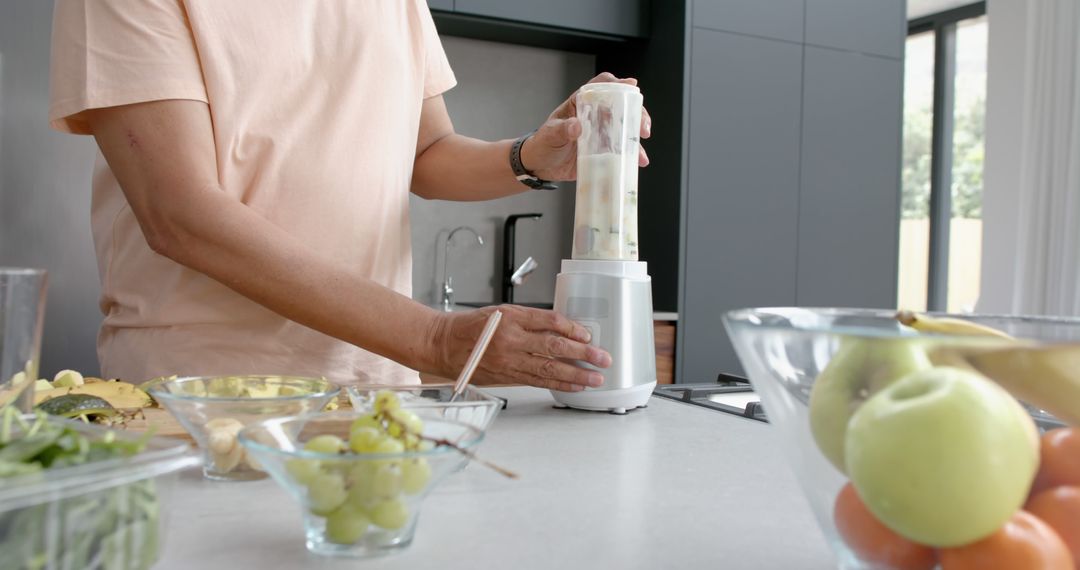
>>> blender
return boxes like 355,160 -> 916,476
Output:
550,83 -> 656,414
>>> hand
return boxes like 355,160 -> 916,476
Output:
519,72 -> 653,181
429,305 -> 612,392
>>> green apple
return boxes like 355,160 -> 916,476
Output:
808,337 -> 931,473
845,366 -> 1038,547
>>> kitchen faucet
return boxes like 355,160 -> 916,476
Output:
502,213 -> 543,304
441,226 -> 484,310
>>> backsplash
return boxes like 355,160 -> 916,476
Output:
409,36 -> 596,307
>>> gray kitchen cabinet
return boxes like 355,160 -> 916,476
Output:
427,0 -> 453,12
454,0 -> 647,37
796,46 -> 902,309
804,0 -> 904,58
692,0 -> 805,43
681,29 -> 804,381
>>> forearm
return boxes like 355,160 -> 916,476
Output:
151,185 -> 441,373
411,134 -> 528,201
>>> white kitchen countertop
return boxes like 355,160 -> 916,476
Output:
157,387 -> 833,569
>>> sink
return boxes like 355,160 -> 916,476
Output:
456,301 -> 555,310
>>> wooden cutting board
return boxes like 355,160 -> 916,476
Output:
123,407 -> 193,441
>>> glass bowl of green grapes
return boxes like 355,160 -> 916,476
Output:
238,391 -> 484,558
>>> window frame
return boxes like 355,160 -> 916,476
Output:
907,2 -> 986,311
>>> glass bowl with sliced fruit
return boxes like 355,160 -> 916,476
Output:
147,375 -> 339,481
723,308 -> 1080,570
238,390 -> 487,558
346,384 -> 504,432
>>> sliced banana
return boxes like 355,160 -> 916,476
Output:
205,418 -> 246,472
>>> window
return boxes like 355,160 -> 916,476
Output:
898,3 -> 987,313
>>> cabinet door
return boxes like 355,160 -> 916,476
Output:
804,0 -> 904,58
796,47 -> 902,308
454,0 -> 647,37
693,0 -> 804,43
681,30 -> 803,381
427,0 -> 453,12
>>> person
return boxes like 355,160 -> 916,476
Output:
47,0 -> 651,390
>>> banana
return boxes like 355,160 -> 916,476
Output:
897,311 -> 1080,426
964,345 -> 1080,427
896,310 -> 1014,339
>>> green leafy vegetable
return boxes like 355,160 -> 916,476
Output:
0,407 -> 161,570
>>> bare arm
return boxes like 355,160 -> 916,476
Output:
411,73 -> 651,201
86,99 -> 441,371
86,99 -> 609,390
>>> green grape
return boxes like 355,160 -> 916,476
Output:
325,505 -> 371,545
371,464 -> 402,498
304,434 -> 345,455
347,468 -> 378,507
372,437 -> 404,467
350,413 -> 381,432
370,498 -> 409,530
401,459 -> 431,494
386,409 -> 423,438
373,438 -> 404,454
307,471 -> 347,515
373,390 -> 401,413
402,433 -> 421,451
349,426 -> 385,453
285,458 -> 322,485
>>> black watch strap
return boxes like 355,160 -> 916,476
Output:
510,132 -> 558,190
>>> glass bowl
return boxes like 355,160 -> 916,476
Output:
238,412 -> 483,558
723,308 -> 1080,570
147,375 -> 339,481
345,384 -> 504,432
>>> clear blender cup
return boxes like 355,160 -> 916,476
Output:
573,83 -> 643,261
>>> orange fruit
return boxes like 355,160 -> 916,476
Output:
1033,428 -> 1080,495
1027,486 -> 1080,568
940,510 -> 1073,570
833,483 -> 937,570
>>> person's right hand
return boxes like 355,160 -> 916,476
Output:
428,305 -> 612,392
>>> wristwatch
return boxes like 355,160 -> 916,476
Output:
510,131 -> 558,190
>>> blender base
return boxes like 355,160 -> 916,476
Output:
551,382 -> 657,414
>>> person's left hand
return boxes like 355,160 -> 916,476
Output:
519,72 -> 652,182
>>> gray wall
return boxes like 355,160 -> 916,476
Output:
0,0 -> 102,377
410,36 -> 595,307
0,2 -> 594,377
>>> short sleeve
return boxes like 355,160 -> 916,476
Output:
416,3 -> 456,99
49,0 -> 209,134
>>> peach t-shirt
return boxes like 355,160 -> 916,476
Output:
48,0 -> 456,384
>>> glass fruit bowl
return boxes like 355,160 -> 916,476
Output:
723,308 -> 1080,570
147,375 -> 339,481
238,411 -> 483,558
345,384 -> 504,432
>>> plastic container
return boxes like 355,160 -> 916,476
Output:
345,384 -> 504,432
572,83 -> 643,261
723,308 -> 1080,570
147,375 -> 339,481
239,413 -> 484,558
0,416 -> 200,570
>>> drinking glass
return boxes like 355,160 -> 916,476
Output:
0,268 -> 48,412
